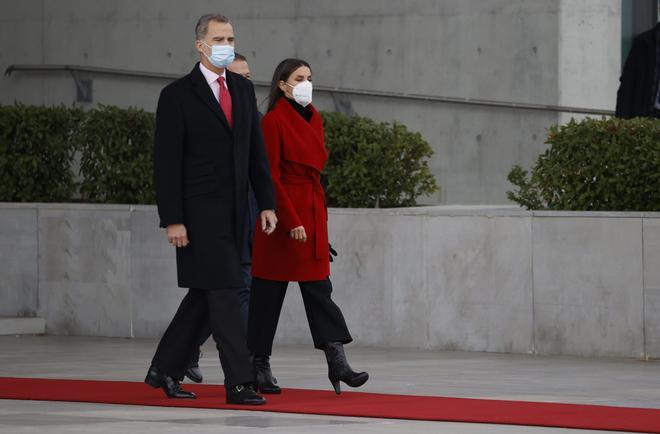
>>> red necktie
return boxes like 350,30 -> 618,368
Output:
217,76 -> 233,128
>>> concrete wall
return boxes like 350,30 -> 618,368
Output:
0,1 -> 621,204
558,0 -> 621,110
3,202 -> 660,359
0,208 -> 38,317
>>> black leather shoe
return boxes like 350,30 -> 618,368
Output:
323,342 -> 369,395
145,366 -> 196,399
185,365 -> 203,383
185,349 -> 203,383
254,355 -> 281,394
226,383 -> 266,405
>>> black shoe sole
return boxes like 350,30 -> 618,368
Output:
226,399 -> 267,405
170,394 -> 197,399
257,386 -> 282,394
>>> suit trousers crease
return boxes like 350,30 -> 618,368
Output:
151,288 -> 254,387
247,278 -> 353,355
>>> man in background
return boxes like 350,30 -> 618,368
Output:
616,23 -> 660,118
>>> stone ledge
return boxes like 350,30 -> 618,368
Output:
0,317 -> 46,335
2,203 -> 660,219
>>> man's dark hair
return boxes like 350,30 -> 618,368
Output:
195,14 -> 230,39
234,52 -> 247,62
267,58 -> 312,112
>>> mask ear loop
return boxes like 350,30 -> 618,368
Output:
198,40 -> 212,61
280,81 -> 294,98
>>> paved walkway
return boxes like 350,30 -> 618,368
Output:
1,335 -> 660,433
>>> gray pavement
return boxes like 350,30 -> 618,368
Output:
1,335 -> 660,433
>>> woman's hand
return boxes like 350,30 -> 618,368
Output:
290,225 -> 307,242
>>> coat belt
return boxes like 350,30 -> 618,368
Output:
281,174 -> 326,260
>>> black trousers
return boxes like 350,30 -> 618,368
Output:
188,212 -> 256,362
151,288 -> 253,387
247,278 -> 353,355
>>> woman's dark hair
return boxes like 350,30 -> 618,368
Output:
267,58 -> 311,112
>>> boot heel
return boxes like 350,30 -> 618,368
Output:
323,342 -> 369,394
330,378 -> 341,394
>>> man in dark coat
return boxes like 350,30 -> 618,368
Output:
144,13 -> 277,405
184,53 -> 261,384
616,24 -> 660,118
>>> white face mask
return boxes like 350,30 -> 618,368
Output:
287,80 -> 313,107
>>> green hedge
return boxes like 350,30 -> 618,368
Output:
75,105 -> 155,204
322,112 -> 438,207
507,117 -> 660,211
0,104 -> 438,208
0,105 -> 82,202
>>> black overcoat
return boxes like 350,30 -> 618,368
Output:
616,24 -> 659,118
154,63 -> 275,289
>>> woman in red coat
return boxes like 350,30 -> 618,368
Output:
248,58 -> 368,395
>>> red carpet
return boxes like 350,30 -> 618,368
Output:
1,377 -> 660,433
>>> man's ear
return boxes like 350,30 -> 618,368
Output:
195,40 -> 204,54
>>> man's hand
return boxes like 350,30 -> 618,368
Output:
166,224 -> 189,248
261,210 -> 278,235
290,225 -> 307,243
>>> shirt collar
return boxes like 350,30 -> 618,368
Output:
199,62 -> 226,85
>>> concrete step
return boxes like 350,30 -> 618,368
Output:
0,317 -> 45,335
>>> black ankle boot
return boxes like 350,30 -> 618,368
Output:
254,355 -> 281,394
323,342 -> 369,394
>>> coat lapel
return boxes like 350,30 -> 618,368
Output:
189,63 -> 232,132
226,71 -> 242,139
275,98 -> 328,172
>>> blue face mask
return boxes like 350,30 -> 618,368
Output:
201,41 -> 235,68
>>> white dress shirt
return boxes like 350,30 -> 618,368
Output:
199,63 -> 227,103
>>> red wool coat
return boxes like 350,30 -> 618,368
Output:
251,98 -> 330,281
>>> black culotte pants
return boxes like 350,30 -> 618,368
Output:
247,278 -> 353,355
151,288 -> 253,387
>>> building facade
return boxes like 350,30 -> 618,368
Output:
0,1 -> 636,204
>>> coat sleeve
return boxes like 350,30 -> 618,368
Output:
261,114 -> 303,231
154,86 -> 184,228
247,83 -> 277,212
